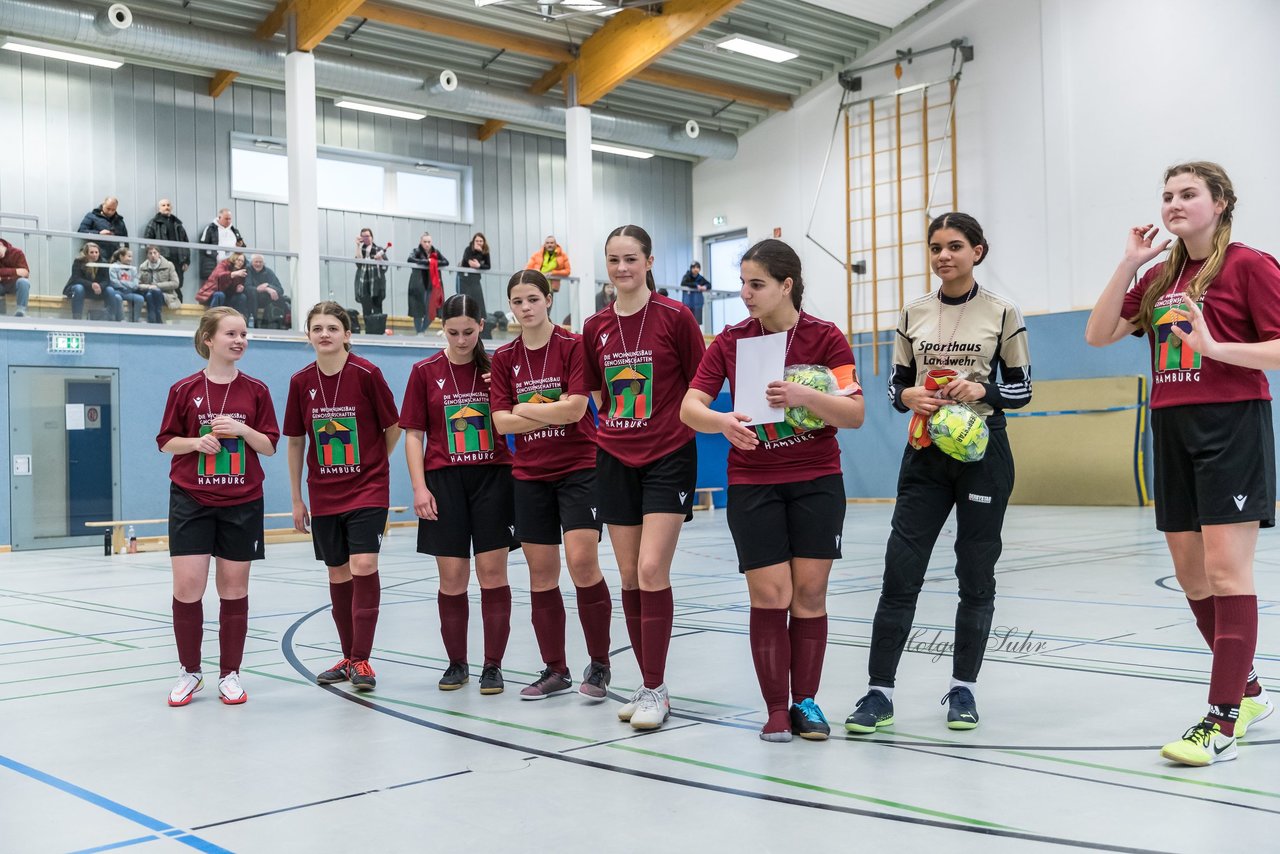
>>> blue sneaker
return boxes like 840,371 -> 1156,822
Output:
844,690 -> 894,733
790,698 -> 831,740
942,687 -> 979,730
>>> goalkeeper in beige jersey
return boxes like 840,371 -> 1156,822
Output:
844,212 -> 1032,734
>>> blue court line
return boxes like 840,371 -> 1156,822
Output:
0,753 -> 232,854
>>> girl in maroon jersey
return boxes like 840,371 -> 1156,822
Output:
285,302 -> 401,693
1087,161 -> 1278,766
490,270 -> 613,701
157,307 -> 280,707
402,293 -> 516,694
582,224 -> 706,730
682,239 -> 863,742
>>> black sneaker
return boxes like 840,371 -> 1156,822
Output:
844,689 -> 895,734
579,661 -> 611,702
316,657 -> 351,685
790,699 -> 831,741
479,664 -> 505,695
942,686 -> 979,730
350,659 -> 377,693
438,661 -> 469,691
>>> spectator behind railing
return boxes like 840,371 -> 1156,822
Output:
198,208 -> 244,281
406,232 -> 447,334
197,252 -> 256,323
247,254 -> 290,329
680,261 -> 711,325
354,227 -> 388,320
142,199 -> 191,299
526,234 -> 571,290
595,281 -> 617,313
458,231 -> 491,339
64,241 -> 120,320
0,236 -> 32,317
138,245 -> 182,322
108,246 -> 150,323
78,196 -> 128,255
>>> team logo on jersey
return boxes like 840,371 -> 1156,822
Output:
590,507 -> 597,519
194,396 -> 203,408
508,525 -> 516,536
1235,494 -> 1248,510
600,333 -> 609,346
513,364 -> 521,376
1153,301 -> 1202,371
197,425 -> 245,477
312,417 -> 360,466
444,402 -> 495,454
604,363 -> 653,419
308,388 -> 317,400
835,534 -> 841,549
436,378 -> 446,389
679,491 -> 688,504
755,420 -> 800,443
518,387 -> 562,405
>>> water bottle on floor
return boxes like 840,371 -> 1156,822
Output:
127,525 -> 137,554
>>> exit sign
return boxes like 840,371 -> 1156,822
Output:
48,332 -> 85,355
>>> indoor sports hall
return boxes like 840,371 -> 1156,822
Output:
2,1 -> 1277,852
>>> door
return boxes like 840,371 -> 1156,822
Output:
9,367 -> 120,550
702,230 -> 750,333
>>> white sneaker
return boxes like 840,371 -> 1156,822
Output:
218,671 -> 247,705
629,684 -> 670,730
617,686 -> 644,722
1238,689 -> 1274,738
167,669 -> 203,707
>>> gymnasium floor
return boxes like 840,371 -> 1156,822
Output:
1,504 -> 1275,854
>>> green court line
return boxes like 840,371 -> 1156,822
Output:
1002,750 -> 1280,800
880,730 -> 1280,800
328,690 -> 598,743
0,617 -> 139,650
606,742 -> 1019,830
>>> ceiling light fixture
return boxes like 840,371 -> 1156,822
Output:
334,99 -> 426,120
591,143 -> 654,159
1,39 -> 124,69
714,33 -> 798,63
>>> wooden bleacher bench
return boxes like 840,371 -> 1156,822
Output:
87,506 -> 410,554
692,487 -> 724,514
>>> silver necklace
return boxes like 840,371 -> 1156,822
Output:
202,369 -> 235,419
522,330 -> 554,384
936,282 -> 978,348
757,315 -> 798,364
446,357 -> 478,396
613,295 -> 651,369
315,360 -> 345,409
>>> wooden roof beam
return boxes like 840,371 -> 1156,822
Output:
572,0 -> 745,105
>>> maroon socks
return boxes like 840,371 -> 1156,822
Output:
481,585 -> 512,667
437,591 -> 469,664
350,572 -> 381,662
172,598 -> 203,673
749,607 -> 790,716
789,614 -> 828,704
639,587 -> 674,689
575,579 -> 613,665
217,596 -> 248,677
621,587 -> 644,673
530,588 -> 568,673
1207,594 -> 1259,737
329,579 -> 354,659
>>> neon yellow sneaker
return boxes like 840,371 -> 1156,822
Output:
1237,690 -> 1273,738
1160,720 -> 1237,766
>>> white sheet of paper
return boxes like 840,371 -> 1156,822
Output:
65,404 -> 85,431
734,331 -> 787,426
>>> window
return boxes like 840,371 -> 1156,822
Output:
229,133 -> 471,223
